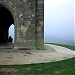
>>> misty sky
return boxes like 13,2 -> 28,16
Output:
9,24 -> 14,42
44,0 -> 74,41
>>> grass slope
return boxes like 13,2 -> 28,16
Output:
46,43 -> 75,51
0,43 -> 74,75
0,57 -> 75,75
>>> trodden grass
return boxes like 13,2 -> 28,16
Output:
46,43 -> 75,51
0,43 -> 74,75
0,57 -> 75,75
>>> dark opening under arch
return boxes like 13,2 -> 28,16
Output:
0,4 -> 14,44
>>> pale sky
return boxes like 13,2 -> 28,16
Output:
44,0 -> 74,41
9,24 -> 14,42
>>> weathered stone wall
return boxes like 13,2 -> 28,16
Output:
0,0 -> 44,49
36,0 -> 44,49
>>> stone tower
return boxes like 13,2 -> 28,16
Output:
0,0 -> 44,50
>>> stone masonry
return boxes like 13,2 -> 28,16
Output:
0,0 -> 44,50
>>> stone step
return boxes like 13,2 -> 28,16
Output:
0,43 -> 14,49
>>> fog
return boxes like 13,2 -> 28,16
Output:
44,0 -> 74,45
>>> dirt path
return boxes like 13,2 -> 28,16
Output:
0,44 -> 75,65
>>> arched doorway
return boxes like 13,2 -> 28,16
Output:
0,4 -> 14,48
9,24 -> 14,43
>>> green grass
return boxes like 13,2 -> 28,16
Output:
0,43 -> 75,75
0,57 -> 75,75
46,43 -> 75,51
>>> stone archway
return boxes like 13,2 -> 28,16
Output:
0,4 -> 14,48
0,0 -> 44,50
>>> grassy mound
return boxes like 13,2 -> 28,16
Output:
0,57 -> 75,75
46,43 -> 75,51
